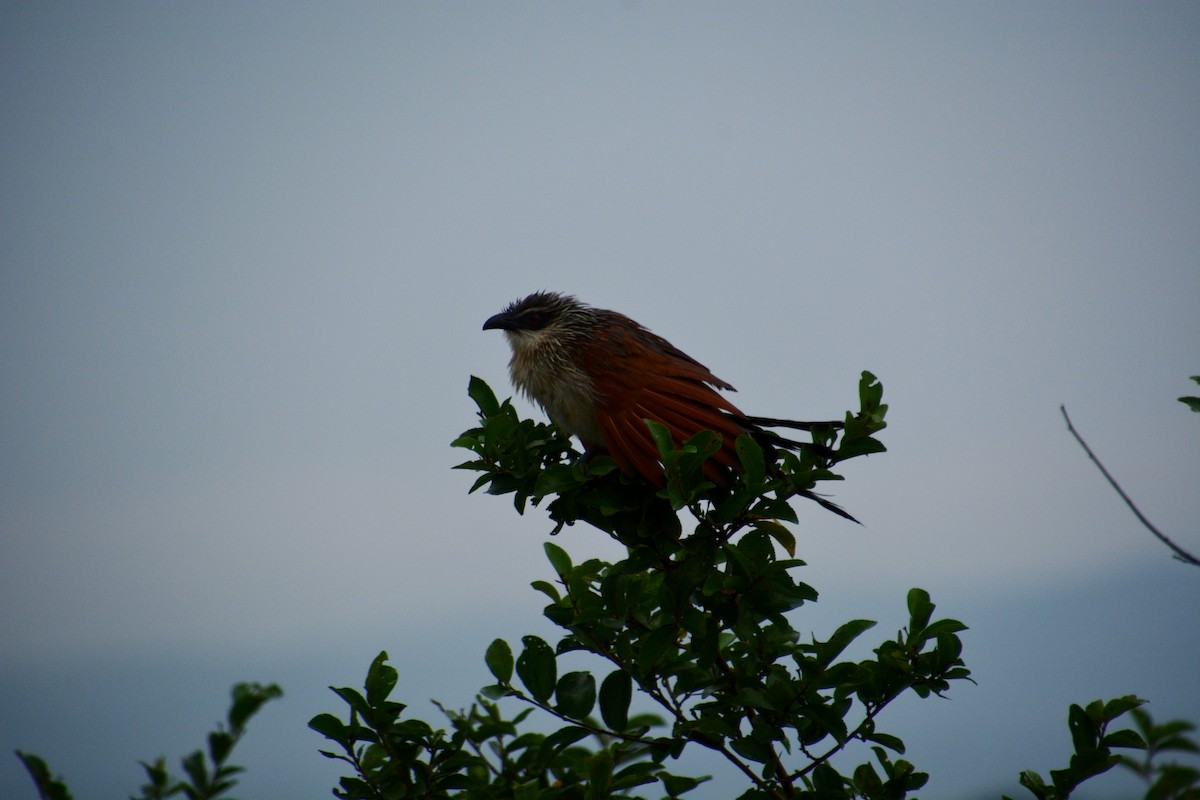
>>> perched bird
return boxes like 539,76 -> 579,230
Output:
483,292 -> 853,519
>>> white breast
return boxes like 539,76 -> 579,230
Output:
505,329 -> 600,445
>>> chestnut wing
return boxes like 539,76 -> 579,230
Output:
576,315 -> 748,485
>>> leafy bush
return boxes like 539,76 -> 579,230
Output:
306,374 -> 1191,799
18,374 -> 1196,799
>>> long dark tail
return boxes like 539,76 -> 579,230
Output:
736,414 -> 842,456
740,414 -> 843,432
798,489 -> 859,524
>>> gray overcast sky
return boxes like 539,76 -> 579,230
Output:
1,3 -> 1197,798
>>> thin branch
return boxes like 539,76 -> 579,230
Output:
1060,405 -> 1200,568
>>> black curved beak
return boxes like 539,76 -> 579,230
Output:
482,311 -> 513,331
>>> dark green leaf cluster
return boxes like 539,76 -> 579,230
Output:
1007,698 -> 1200,800
483,544 -> 969,799
311,652 -> 483,798
14,753 -> 73,800
17,682 -> 281,800
139,682 -> 283,800
310,373 -> 976,799
310,650 -> 693,799
1117,707 -> 1200,800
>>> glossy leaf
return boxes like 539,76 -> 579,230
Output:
1101,728 -> 1147,749
308,713 -> 349,742
541,724 -> 592,753
485,638 -> 514,683
906,588 -> 934,633
364,652 -> 398,707
862,730 -> 906,754
555,671 -> 596,720
754,518 -> 796,557
599,670 -> 632,731
544,541 -> 573,576
515,635 -> 557,703
1069,703 -> 1097,754
735,435 -> 766,485
660,772 -> 710,796
645,419 -> 676,458
467,375 -> 501,417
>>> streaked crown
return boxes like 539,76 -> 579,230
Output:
482,291 -> 589,334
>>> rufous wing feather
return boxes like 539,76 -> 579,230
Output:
578,316 -> 750,485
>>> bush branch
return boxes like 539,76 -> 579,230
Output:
1060,405 -> 1199,567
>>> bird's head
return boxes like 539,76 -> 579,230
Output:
483,292 -> 590,345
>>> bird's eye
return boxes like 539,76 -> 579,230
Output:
523,312 -> 544,328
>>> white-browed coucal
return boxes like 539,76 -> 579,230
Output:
483,292 -> 853,519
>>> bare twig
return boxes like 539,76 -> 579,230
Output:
1060,405 -> 1199,568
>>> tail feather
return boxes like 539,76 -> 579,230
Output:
799,489 -> 861,525
739,414 -> 843,431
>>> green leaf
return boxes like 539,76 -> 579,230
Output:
227,682 -> 283,731
611,762 -> 660,791
530,579 -> 561,602
308,713 -> 350,743
364,651 -> 398,706
1163,730 -> 1200,751
485,638 -> 514,683
923,618 -> 968,637
859,370 -> 884,410
906,588 -> 934,633
735,435 -> 766,484
181,749 -> 208,789
1069,703 -> 1098,754
645,419 -> 676,458
544,541 -> 573,576
555,671 -> 597,719
1180,377 -> 1200,412
541,724 -> 592,752
467,375 -> 500,417
1101,694 -> 1145,722
208,730 -> 233,764
853,761 -> 884,795
754,519 -> 796,557
819,619 -> 877,665
516,635 -> 557,703
330,685 -> 371,718
480,683 -> 510,701
534,465 -> 579,498
599,670 -> 632,730
578,454 -> 618,477
1101,728 -> 1147,749
811,762 -> 846,793
660,772 -> 710,796
729,733 -> 775,764
862,730 -> 906,754
1018,770 -> 1049,800
837,436 -> 887,459
16,751 -> 75,800
139,758 -> 171,792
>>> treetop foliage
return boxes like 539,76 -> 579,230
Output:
16,373 -> 1197,800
